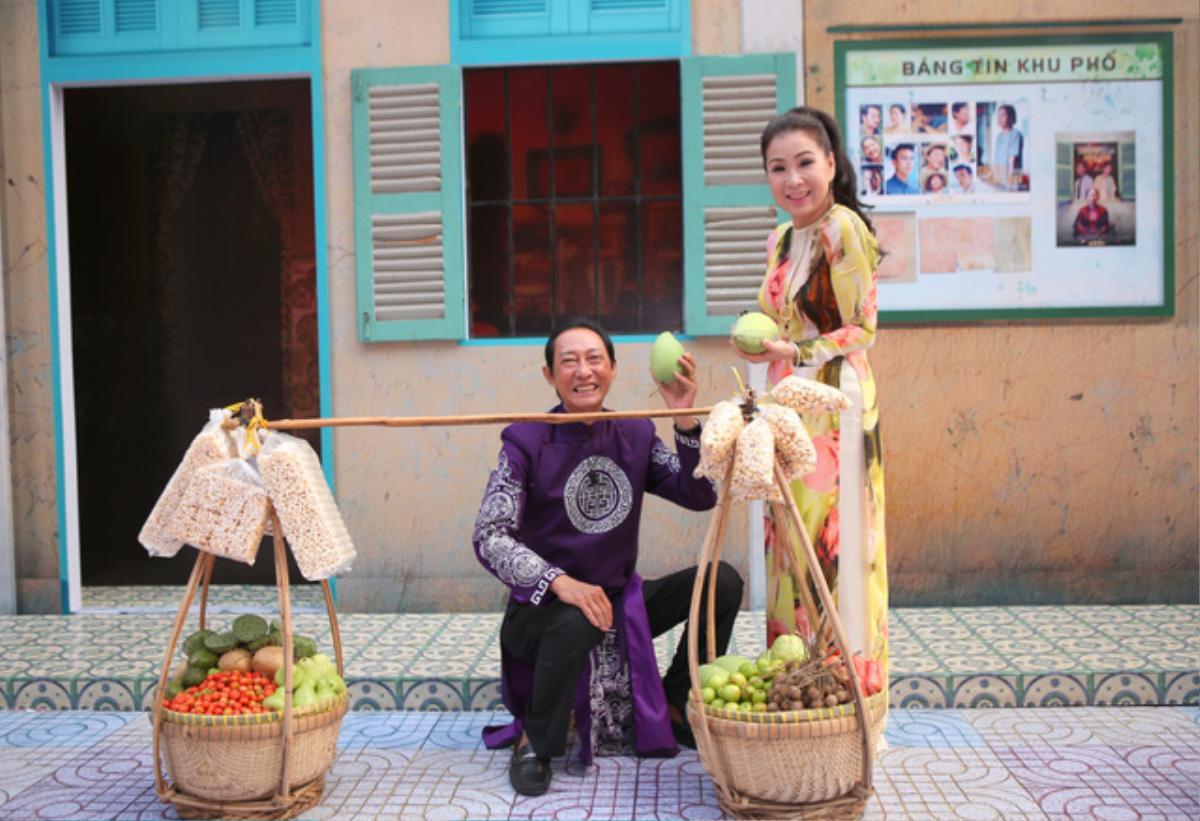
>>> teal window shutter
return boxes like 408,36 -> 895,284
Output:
681,54 -> 796,336
584,0 -> 675,34
452,0 -> 688,64
46,0 -> 310,54
351,66 -> 466,342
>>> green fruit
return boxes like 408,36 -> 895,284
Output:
751,689 -> 768,704
769,634 -> 807,664
204,631 -> 238,655
165,678 -> 184,699
182,665 -> 206,687
713,655 -> 751,674
753,702 -> 768,712
720,684 -> 742,704
729,672 -> 748,689
232,614 -> 269,644
738,701 -> 752,712
738,661 -> 756,679
703,668 -> 730,690
188,648 -> 218,670
710,699 -> 725,710
749,676 -> 765,690
650,332 -> 685,384
183,629 -> 216,657
701,687 -> 716,704
730,311 -> 780,354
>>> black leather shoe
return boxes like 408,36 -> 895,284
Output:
509,742 -> 552,796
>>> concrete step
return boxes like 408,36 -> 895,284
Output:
2,598 -> 1196,711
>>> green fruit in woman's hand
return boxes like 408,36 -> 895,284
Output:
730,312 -> 780,354
650,332 -> 685,384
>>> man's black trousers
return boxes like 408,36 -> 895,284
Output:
500,561 -> 744,758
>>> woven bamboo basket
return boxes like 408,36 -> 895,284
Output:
686,455 -> 880,820
151,506 -> 348,820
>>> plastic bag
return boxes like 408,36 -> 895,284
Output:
168,459 -> 270,565
138,409 -> 236,557
729,417 -> 782,503
258,431 -> 356,580
770,375 -> 851,415
694,400 -> 745,482
761,404 -> 817,481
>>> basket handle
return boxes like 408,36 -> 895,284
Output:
685,472 -> 735,801
152,549 -> 212,801
770,461 -> 874,793
272,507 -> 296,804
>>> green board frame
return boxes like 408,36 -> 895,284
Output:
834,31 -> 1174,324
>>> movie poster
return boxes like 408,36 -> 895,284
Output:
837,36 -> 1169,319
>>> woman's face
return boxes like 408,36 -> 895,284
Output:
928,173 -> 945,192
997,106 -> 1011,129
765,128 -> 837,228
889,106 -> 905,128
862,137 -> 882,162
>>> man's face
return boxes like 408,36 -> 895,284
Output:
927,147 -> 946,170
543,327 -> 615,414
893,148 -> 913,178
862,106 -> 880,131
955,167 -> 972,189
953,106 -> 968,127
1087,188 -> 1100,205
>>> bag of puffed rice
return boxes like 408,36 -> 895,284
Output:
138,409 -> 237,557
729,417 -> 782,503
168,459 -> 270,565
770,375 -> 851,415
258,431 -> 356,580
761,404 -> 817,481
694,400 -> 745,482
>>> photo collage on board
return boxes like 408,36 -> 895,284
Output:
857,100 -> 1029,198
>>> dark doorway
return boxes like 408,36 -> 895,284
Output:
65,80 -> 320,586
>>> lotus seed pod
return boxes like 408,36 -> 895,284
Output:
730,311 -> 781,354
728,417 -> 782,502
770,375 -> 851,415
694,400 -> 745,481
649,331 -> 685,384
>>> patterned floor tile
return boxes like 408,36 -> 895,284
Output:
3,603 -> 1198,712
0,708 -> 1195,820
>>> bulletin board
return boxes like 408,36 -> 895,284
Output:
834,33 -> 1173,322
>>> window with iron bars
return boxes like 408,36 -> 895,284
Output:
465,61 -> 682,337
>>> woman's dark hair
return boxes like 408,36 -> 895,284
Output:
999,104 -> 1017,126
759,106 -> 874,234
544,317 -> 616,371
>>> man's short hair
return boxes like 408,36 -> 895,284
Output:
892,143 -> 914,159
953,164 -> 972,175
544,317 -> 617,371
951,102 -> 968,116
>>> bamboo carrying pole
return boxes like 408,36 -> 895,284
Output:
223,406 -> 715,432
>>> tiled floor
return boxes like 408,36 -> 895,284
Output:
0,707 -> 1195,820
3,604 -> 1196,711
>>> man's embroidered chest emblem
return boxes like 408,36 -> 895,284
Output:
564,456 -> 632,534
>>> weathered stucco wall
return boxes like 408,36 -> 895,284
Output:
1,0 -> 60,613
804,1 -> 1199,603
